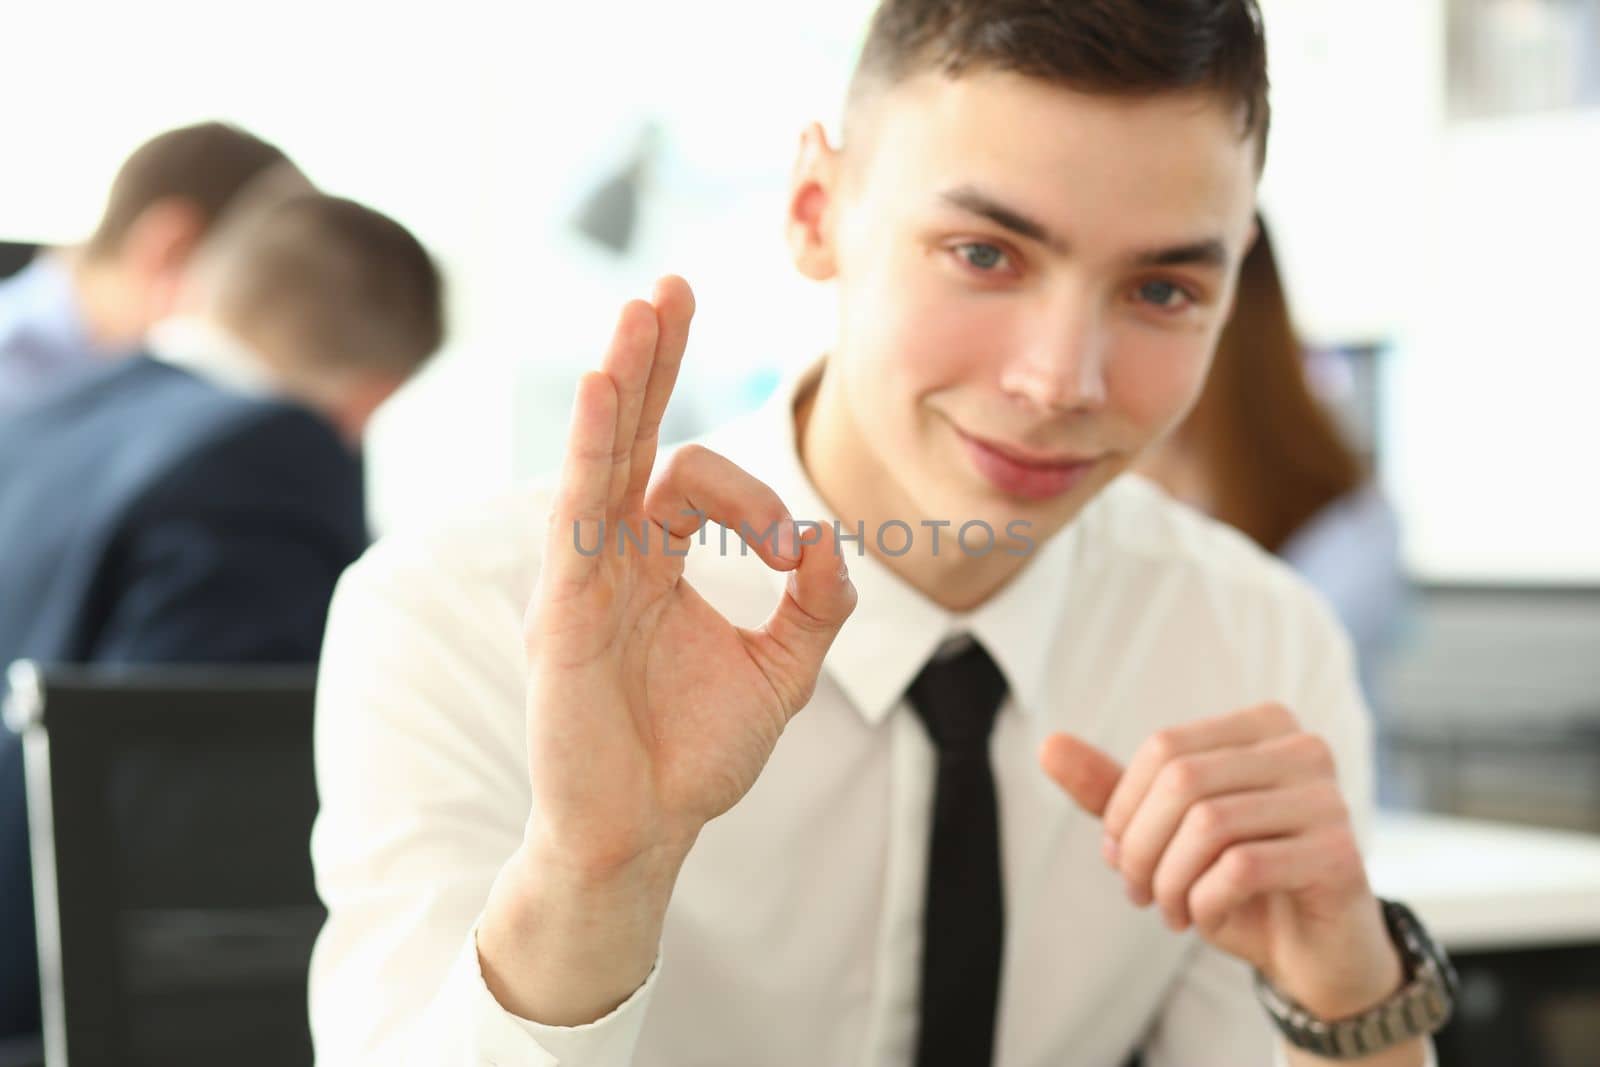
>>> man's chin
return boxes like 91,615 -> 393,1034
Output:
966,469 -> 1117,544
903,487 -> 1062,557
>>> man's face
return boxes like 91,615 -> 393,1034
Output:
799,70 -> 1259,545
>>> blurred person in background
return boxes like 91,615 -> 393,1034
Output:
0,121 -> 293,415
1134,218 -> 1407,755
0,188 -> 446,1043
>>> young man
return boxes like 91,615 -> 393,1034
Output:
0,122 -> 295,414
0,188 -> 445,1043
309,2 -> 1452,1064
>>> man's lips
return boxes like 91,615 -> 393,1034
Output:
954,429 -> 1101,470
953,426 -> 1104,502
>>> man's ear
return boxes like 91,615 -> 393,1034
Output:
785,121 -> 843,282
122,198 -> 205,321
123,199 -> 204,276
330,374 -> 404,445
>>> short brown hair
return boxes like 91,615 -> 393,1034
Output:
848,0 -> 1271,165
86,122 -> 292,256
209,194 -> 446,382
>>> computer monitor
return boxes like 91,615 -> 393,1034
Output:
0,243 -> 38,282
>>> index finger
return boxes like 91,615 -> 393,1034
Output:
541,370 -> 619,594
1101,702 -> 1298,841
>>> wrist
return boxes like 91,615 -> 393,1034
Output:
1261,899 -> 1455,1064
1269,899 -> 1405,1019
477,835 -> 693,1027
520,821 -> 699,895
1281,942 -> 1406,1021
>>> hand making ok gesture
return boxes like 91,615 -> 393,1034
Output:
520,276 -> 857,881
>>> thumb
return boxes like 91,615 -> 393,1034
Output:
1039,733 -> 1123,818
747,520 -> 857,715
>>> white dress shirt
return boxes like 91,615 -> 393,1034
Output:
309,358 -> 1424,1067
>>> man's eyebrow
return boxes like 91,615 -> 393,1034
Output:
940,184 -> 1231,271
940,185 -> 1067,254
1130,238 -> 1230,270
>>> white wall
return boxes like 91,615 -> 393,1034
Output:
1258,0 -> 1444,346
1384,109 -> 1600,582
1260,0 -> 1600,583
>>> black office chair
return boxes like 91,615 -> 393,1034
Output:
0,242 -> 38,281
3,662 -> 322,1067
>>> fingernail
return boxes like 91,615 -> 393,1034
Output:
776,517 -> 799,562
1101,832 -> 1120,867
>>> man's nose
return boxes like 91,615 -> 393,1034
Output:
997,290 -> 1109,414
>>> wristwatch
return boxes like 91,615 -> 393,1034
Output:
1254,898 -> 1458,1060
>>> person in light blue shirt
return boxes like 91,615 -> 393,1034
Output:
0,122 -> 299,415
0,253 -> 128,411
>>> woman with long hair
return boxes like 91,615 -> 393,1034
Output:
1138,218 -> 1406,762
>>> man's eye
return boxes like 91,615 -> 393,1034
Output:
956,243 -> 1010,272
1137,280 -> 1193,310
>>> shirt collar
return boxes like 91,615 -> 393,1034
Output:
734,356 -> 1086,727
146,315 -> 281,398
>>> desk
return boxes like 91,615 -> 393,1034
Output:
1370,812 -> 1600,1066
1371,812 -> 1600,950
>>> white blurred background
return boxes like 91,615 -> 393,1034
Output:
3,0 -> 1596,584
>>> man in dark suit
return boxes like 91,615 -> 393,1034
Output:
0,189 -> 446,1041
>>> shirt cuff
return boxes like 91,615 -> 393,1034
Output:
459,922 -> 660,1067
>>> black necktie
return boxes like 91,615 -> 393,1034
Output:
906,638 -> 1009,1067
